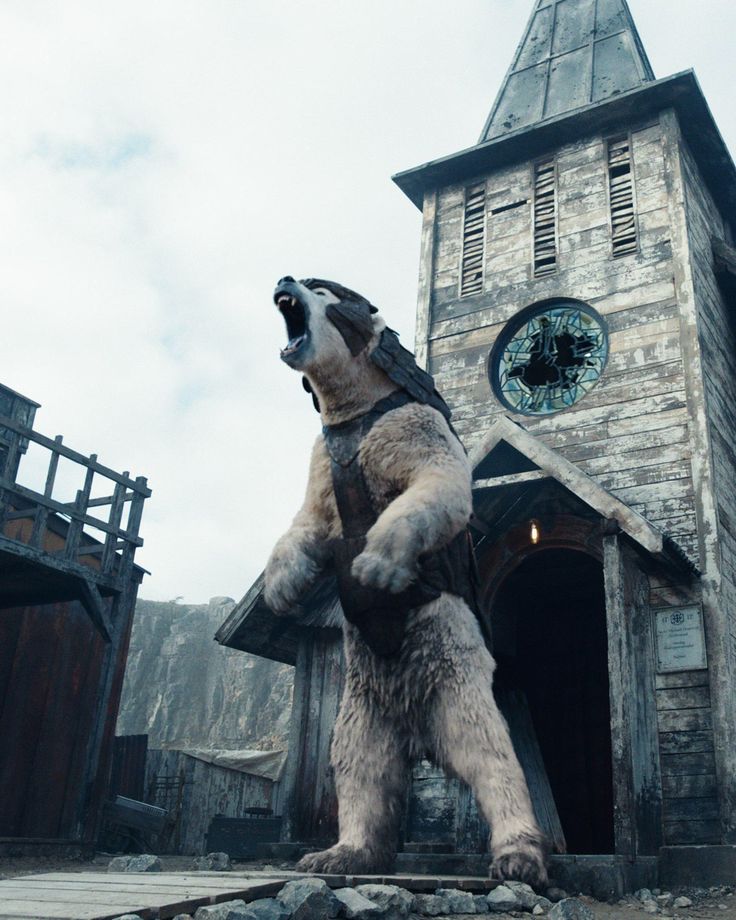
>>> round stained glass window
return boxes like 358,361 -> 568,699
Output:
489,300 -> 608,416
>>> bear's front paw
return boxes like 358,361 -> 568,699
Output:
490,834 -> 548,890
264,546 -> 320,615
297,843 -> 394,874
352,549 -> 415,594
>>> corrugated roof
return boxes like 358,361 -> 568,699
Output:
480,0 -> 654,141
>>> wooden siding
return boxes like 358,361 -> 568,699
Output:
425,117 -> 697,558
0,595 -> 133,843
675,119 -> 736,841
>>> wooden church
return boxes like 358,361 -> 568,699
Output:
219,0 -> 736,886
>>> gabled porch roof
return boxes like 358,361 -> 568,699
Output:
469,415 -> 696,575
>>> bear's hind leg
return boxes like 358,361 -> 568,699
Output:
297,688 -> 409,875
429,654 -> 548,889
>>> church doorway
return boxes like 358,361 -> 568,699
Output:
491,548 -> 615,855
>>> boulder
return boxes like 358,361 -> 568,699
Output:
333,889 -> 383,920
545,889 -> 568,904
642,902 -> 658,915
277,878 -> 341,920
533,907 -> 546,916
194,902 -> 250,920
486,886 -> 519,914
355,885 -> 415,920
193,852 -> 232,872
242,899 -> 290,920
635,890 -> 654,904
673,897 -> 692,909
473,895 -> 489,913
547,898 -> 595,920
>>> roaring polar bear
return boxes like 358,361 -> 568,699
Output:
264,276 -> 547,886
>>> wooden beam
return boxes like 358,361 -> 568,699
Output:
78,578 -> 113,642
473,470 -> 549,490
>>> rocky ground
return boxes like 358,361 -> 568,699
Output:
0,854 -> 733,920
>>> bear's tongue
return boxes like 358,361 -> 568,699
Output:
282,334 -> 306,356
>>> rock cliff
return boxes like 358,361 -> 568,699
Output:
117,596 -> 293,750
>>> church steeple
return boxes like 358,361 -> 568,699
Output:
480,0 -> 655,141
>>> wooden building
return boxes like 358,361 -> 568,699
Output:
219,0 -> 736,883
0,383 -> 150,849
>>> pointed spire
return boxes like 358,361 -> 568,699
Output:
480,0 -> 655,142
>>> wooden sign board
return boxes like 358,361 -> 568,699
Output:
653,605 -> 707,673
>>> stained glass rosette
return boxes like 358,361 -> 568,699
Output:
492,303 -> 608,416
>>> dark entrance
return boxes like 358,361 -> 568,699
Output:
492,549 -> 614,854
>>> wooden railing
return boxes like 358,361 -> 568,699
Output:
0,412 -> 151,596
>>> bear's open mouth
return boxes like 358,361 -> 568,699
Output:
276,292 -> 309,358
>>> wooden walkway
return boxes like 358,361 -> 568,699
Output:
0,871 -> 499,920
0,872 -> 289,920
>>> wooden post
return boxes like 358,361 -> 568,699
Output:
414,189 -> 438,370
280,633 -> 344,843
603,532 -> 663,856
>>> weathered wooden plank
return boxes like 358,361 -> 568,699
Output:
664,818 -> 721,845
655,670 -> 710,690
0,904 -> 141,920
663,796 -> 720,821
656,687 -> 710,711
660,751 -> 716,776
662,773 -> 717,798
658,731 -> 714,755
657,707 -> 712,734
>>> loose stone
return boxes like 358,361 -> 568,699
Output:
435,888 -> 477,914
107,854 -> 162,873
486,885 -> 519,914
355,885 -> 415,920
333,888 -> 384,920
194,902 -> 251,920
277,879 -> 341,920
193,852 -> 232,871
243,899 -> 291,920
547,898 -> 595,920
414,894 -> 450,917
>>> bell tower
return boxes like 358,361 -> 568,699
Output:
395,0 -> 736,863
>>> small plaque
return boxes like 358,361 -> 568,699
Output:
654,605 -> 707,673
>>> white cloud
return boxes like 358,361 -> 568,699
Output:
1,0 -> 734,602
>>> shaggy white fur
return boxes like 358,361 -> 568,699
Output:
264,279 -> 547,886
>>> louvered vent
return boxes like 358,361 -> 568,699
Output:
533,159 -> 557,276
460,183 -> 486,297
608,136 -> 637,257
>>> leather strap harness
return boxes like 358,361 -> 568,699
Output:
323,392 -> 481,658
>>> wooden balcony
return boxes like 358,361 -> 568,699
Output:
0,410 -> 151,640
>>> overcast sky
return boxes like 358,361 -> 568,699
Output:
2,1 -> 734,604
